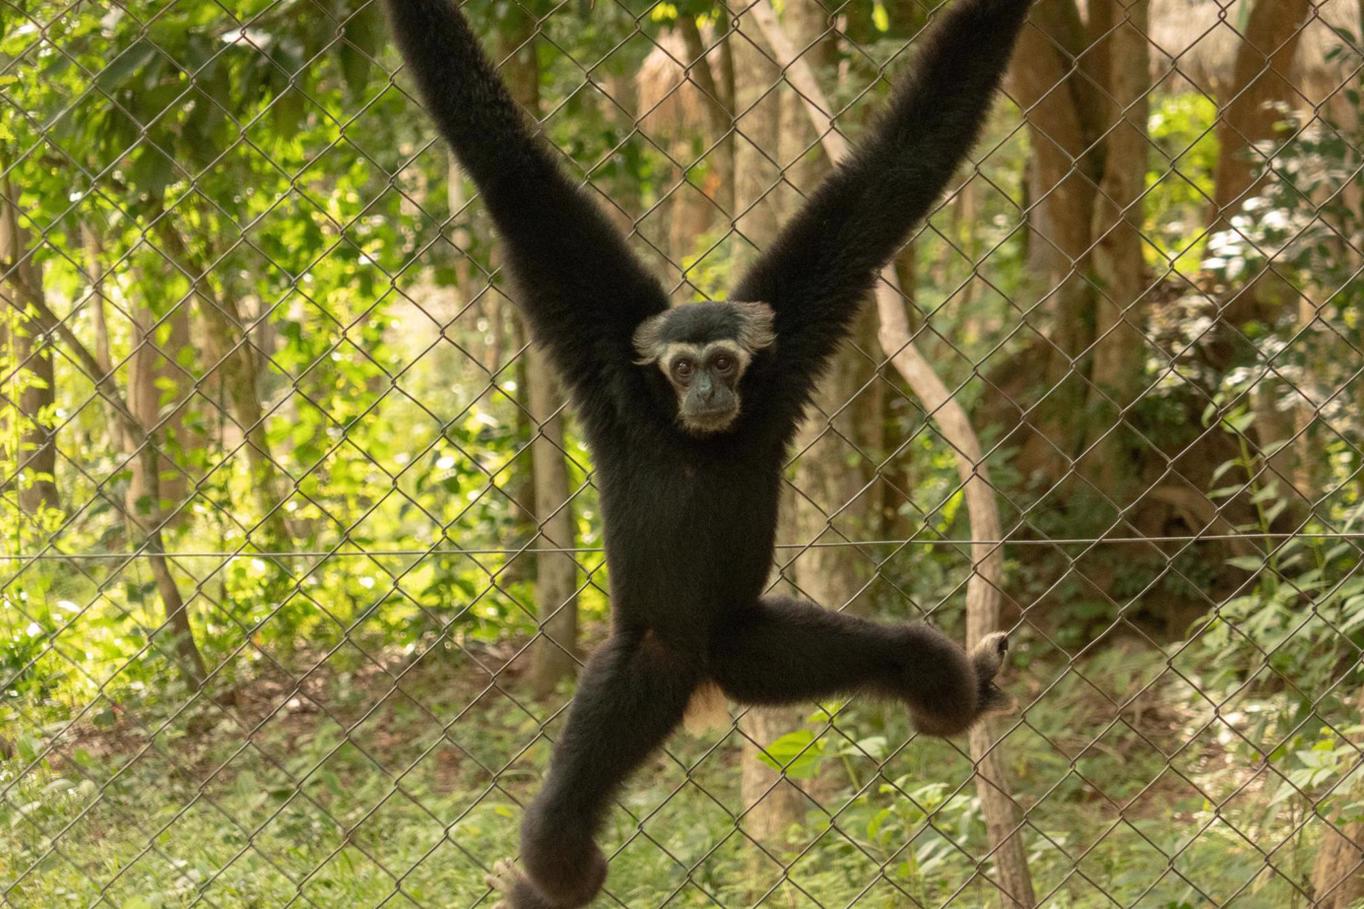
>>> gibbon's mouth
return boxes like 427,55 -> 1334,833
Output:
683,408 -> 739,434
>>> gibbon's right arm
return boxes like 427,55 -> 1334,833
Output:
385,0 -> 668,389
732,0 -> 1033,415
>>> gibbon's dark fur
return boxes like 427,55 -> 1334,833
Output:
384,0 -> 1032,905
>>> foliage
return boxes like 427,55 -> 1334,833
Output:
1146,92 -> 1220,273
1,650 -> 1344,907
1193,51 -> 1364,694
3,2 -> 1364,906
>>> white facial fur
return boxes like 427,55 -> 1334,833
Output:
659,340 -> 751,386
630,301 -> 776,367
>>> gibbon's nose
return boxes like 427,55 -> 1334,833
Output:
697,374 -> 716,403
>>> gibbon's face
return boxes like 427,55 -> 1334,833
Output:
632,301 -> 776,436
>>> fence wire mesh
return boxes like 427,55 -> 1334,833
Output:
2,0 -> 1364,905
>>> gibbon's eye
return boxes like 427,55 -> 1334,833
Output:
672,358 -> 696,383
711,354 -> 735,375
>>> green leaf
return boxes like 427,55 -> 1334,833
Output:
270,86 -> 307,141
841,735 -> 888,760
339,1 -> 383,97
1226,555 -> 1265,572
1340,597 -> 1364,633
755,729 -> 826,781
872,1 -> 890,32
1210,459 -> 1240,484
129,145 -> 174,201
1223,410 -> 1256,434
94,39 -> 158,93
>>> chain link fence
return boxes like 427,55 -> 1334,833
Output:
3,0 -> 1364,905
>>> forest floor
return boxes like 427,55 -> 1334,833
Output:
1,637 -> 1321,908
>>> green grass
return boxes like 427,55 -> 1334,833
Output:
0,640 -> 1338,908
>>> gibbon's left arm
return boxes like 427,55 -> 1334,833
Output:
385,0 -> 668,393
732,0 -> 1032,398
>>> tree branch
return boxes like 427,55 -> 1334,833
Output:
676,16 -> 730,137
2,257 -> 143,439
2,256 -> 206,687
749,6 -> 1034,905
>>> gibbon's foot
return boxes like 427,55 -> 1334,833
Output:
906,627 -> 1015,737
487,860 -> 561,909
971,631 -> 1016,719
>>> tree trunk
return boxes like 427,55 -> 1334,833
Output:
126,301 -> 166,519
1314,820 -> 1364,909
753,7 -> 1036,903
654,14 -> 736,264
1081,0 -> 1150,498
1208,0 -> 1315,503
877,280 -> 1035,909
81,222 -> 113,378
678,14 -> 736,218
124,278 -> 193,525
1212,0 -> 1313,221
135,440 -> 208,690
0,174 -> 58,515
446,152 -> 538,583
506,317 -> 539,586
499,10 -> 579,696
82,222 -> 192,530
9,270 -> 206,687
875,261 -> 917,544
732,12 -> 785,260
446,151 -> 490,368
732,6 -> 807,870
80,221 -> 125,461
1003,0 -> 1100,477
154,221 -> 292,548
524,357 -> 579,696
779,0 -> 876,618
1310,689 -> 1364,908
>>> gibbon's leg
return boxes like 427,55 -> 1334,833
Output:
492,630 -> 697,909
709,596 -> 1011,737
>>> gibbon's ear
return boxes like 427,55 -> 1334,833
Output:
632,301 -> 776,365
732,301 -> 776,355
632,312 -> 669,365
